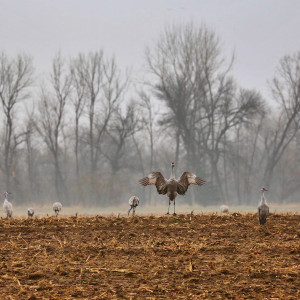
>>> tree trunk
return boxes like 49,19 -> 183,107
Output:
75,117 -> 80,177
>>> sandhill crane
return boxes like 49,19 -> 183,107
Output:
258,187 -> 269,225
128,196 -> 139,216
139,162 -> 205,215
53,202 -> 62,217
28,208 -> 34,218
220,204 -> 229,213
3,191 -> 13,219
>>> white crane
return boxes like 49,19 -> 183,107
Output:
27,208 -> 34,218
258,187 -> 269,225
53,202 -> 62,217
128,196 -> 139,216
220,204 -> 229,213
3,191 -> 13,219
139,162 -> 205,215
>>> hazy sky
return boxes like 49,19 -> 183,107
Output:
1,0 -> 300,99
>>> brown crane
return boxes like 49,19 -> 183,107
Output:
139,162 -> 205,215
258,187 -> 269,225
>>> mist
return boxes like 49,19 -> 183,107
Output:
1,22 -> 300,211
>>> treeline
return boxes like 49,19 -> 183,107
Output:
1,23 -> 300,207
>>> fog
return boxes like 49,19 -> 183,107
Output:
1,2 -> 300,210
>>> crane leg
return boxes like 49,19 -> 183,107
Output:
166,200 -> 170,215
128,206 -> 132,216
173,199 -> 176,216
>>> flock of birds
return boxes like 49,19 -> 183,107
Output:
136,162 -> 270,224
1,162 -> 270,225
2,191 -> 63,219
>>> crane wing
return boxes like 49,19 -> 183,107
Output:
177,172 -> 205,195
139,172 -> 168,195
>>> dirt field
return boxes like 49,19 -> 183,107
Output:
0,213 -> 299,299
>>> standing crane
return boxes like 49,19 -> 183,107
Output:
28,208 -> 35,218
258,187 -> 269,225
128,196 -> 139,216
3,191 -> 13,219
53,202 -> 62,217
139,162 -> 205,215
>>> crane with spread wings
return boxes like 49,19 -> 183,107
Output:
139,162 -> 205,215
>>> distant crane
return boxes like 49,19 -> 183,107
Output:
3,191 -> 13,219
28,208 -> 35,218
53,202 -> 62,217
139,162 -> 205,215
258,187 -> 269,225
220,204 -> 229,213
128,196 -> 140,216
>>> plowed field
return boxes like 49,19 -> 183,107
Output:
0,213 -> 299,299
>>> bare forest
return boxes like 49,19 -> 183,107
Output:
1,24 -> 300,208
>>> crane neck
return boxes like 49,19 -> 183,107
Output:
170,165 -> 175,179
260,191 -> 267,204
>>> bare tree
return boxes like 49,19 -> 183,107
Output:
102,103 -> 141,173
34,53 -> 72,200
146,23 -> 197,168
138,92 -> 156,172
136,92 -> 159,204
75,51 -> 129,174
263,51 -> 300,186
226,110 -> 265,205
275,132 -> 300,202
98,103 -> 140,204
145,23 -> 262,202
70,58 -> 86,177
199,88 -> 262,201
0,52 -> 33,190
22,112 -> 43,202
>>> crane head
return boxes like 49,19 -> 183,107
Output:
171,162 -> 175,167
261,187 -> 268,192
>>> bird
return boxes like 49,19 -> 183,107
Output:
128,196 -> 140,216
220,204 -> 229,213
3,191 -> 13,219
139,162 -> 205,215
53,202 -> 62,217
258,187 -> 269,225
27,208 -> 34,218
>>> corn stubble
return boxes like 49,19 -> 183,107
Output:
0,213 -> 299,299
